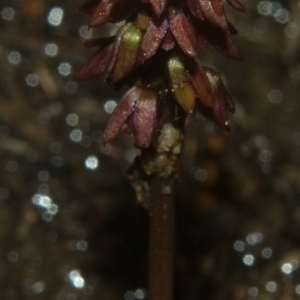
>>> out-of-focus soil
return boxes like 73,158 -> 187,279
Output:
1,1 -> 300,299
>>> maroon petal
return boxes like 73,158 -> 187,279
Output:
227,0 -> 245,11
74,44 -> 113,80
89,0 -> 117,26
212,95 -> 230,130
139,18 -> 169,63
197,32 -> 215,53
169,9 -> 198,57
223,31 -> 241,60
149,0 -> 168,17
133,90 -> 157,148
197,21 -> 241,60
103,87 -> 138,145
204,67 -> 235,130
197,0 -> 229,31
188,62 -> 215,108
216,80 -> 235,113
186,0 -> 204,20
89,0 -> 132,27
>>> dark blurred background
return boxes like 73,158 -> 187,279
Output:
1,0 -> 300,299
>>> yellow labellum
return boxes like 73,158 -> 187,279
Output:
167,55 -> 196,113
111,23 -> 142,82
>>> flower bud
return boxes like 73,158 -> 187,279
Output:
169,9 -> 197,57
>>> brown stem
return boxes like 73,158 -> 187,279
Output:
148,175 -> 175,300
129,100 -> 184,300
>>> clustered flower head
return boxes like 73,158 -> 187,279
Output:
76,0 -> 244,148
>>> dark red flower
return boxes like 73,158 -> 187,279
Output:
76,0 -> 243,147
103,85 -> 158,148
167,55 -> 235,129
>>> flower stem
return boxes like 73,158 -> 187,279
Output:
128,97 -> 183,300
147,175 -> 175,300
